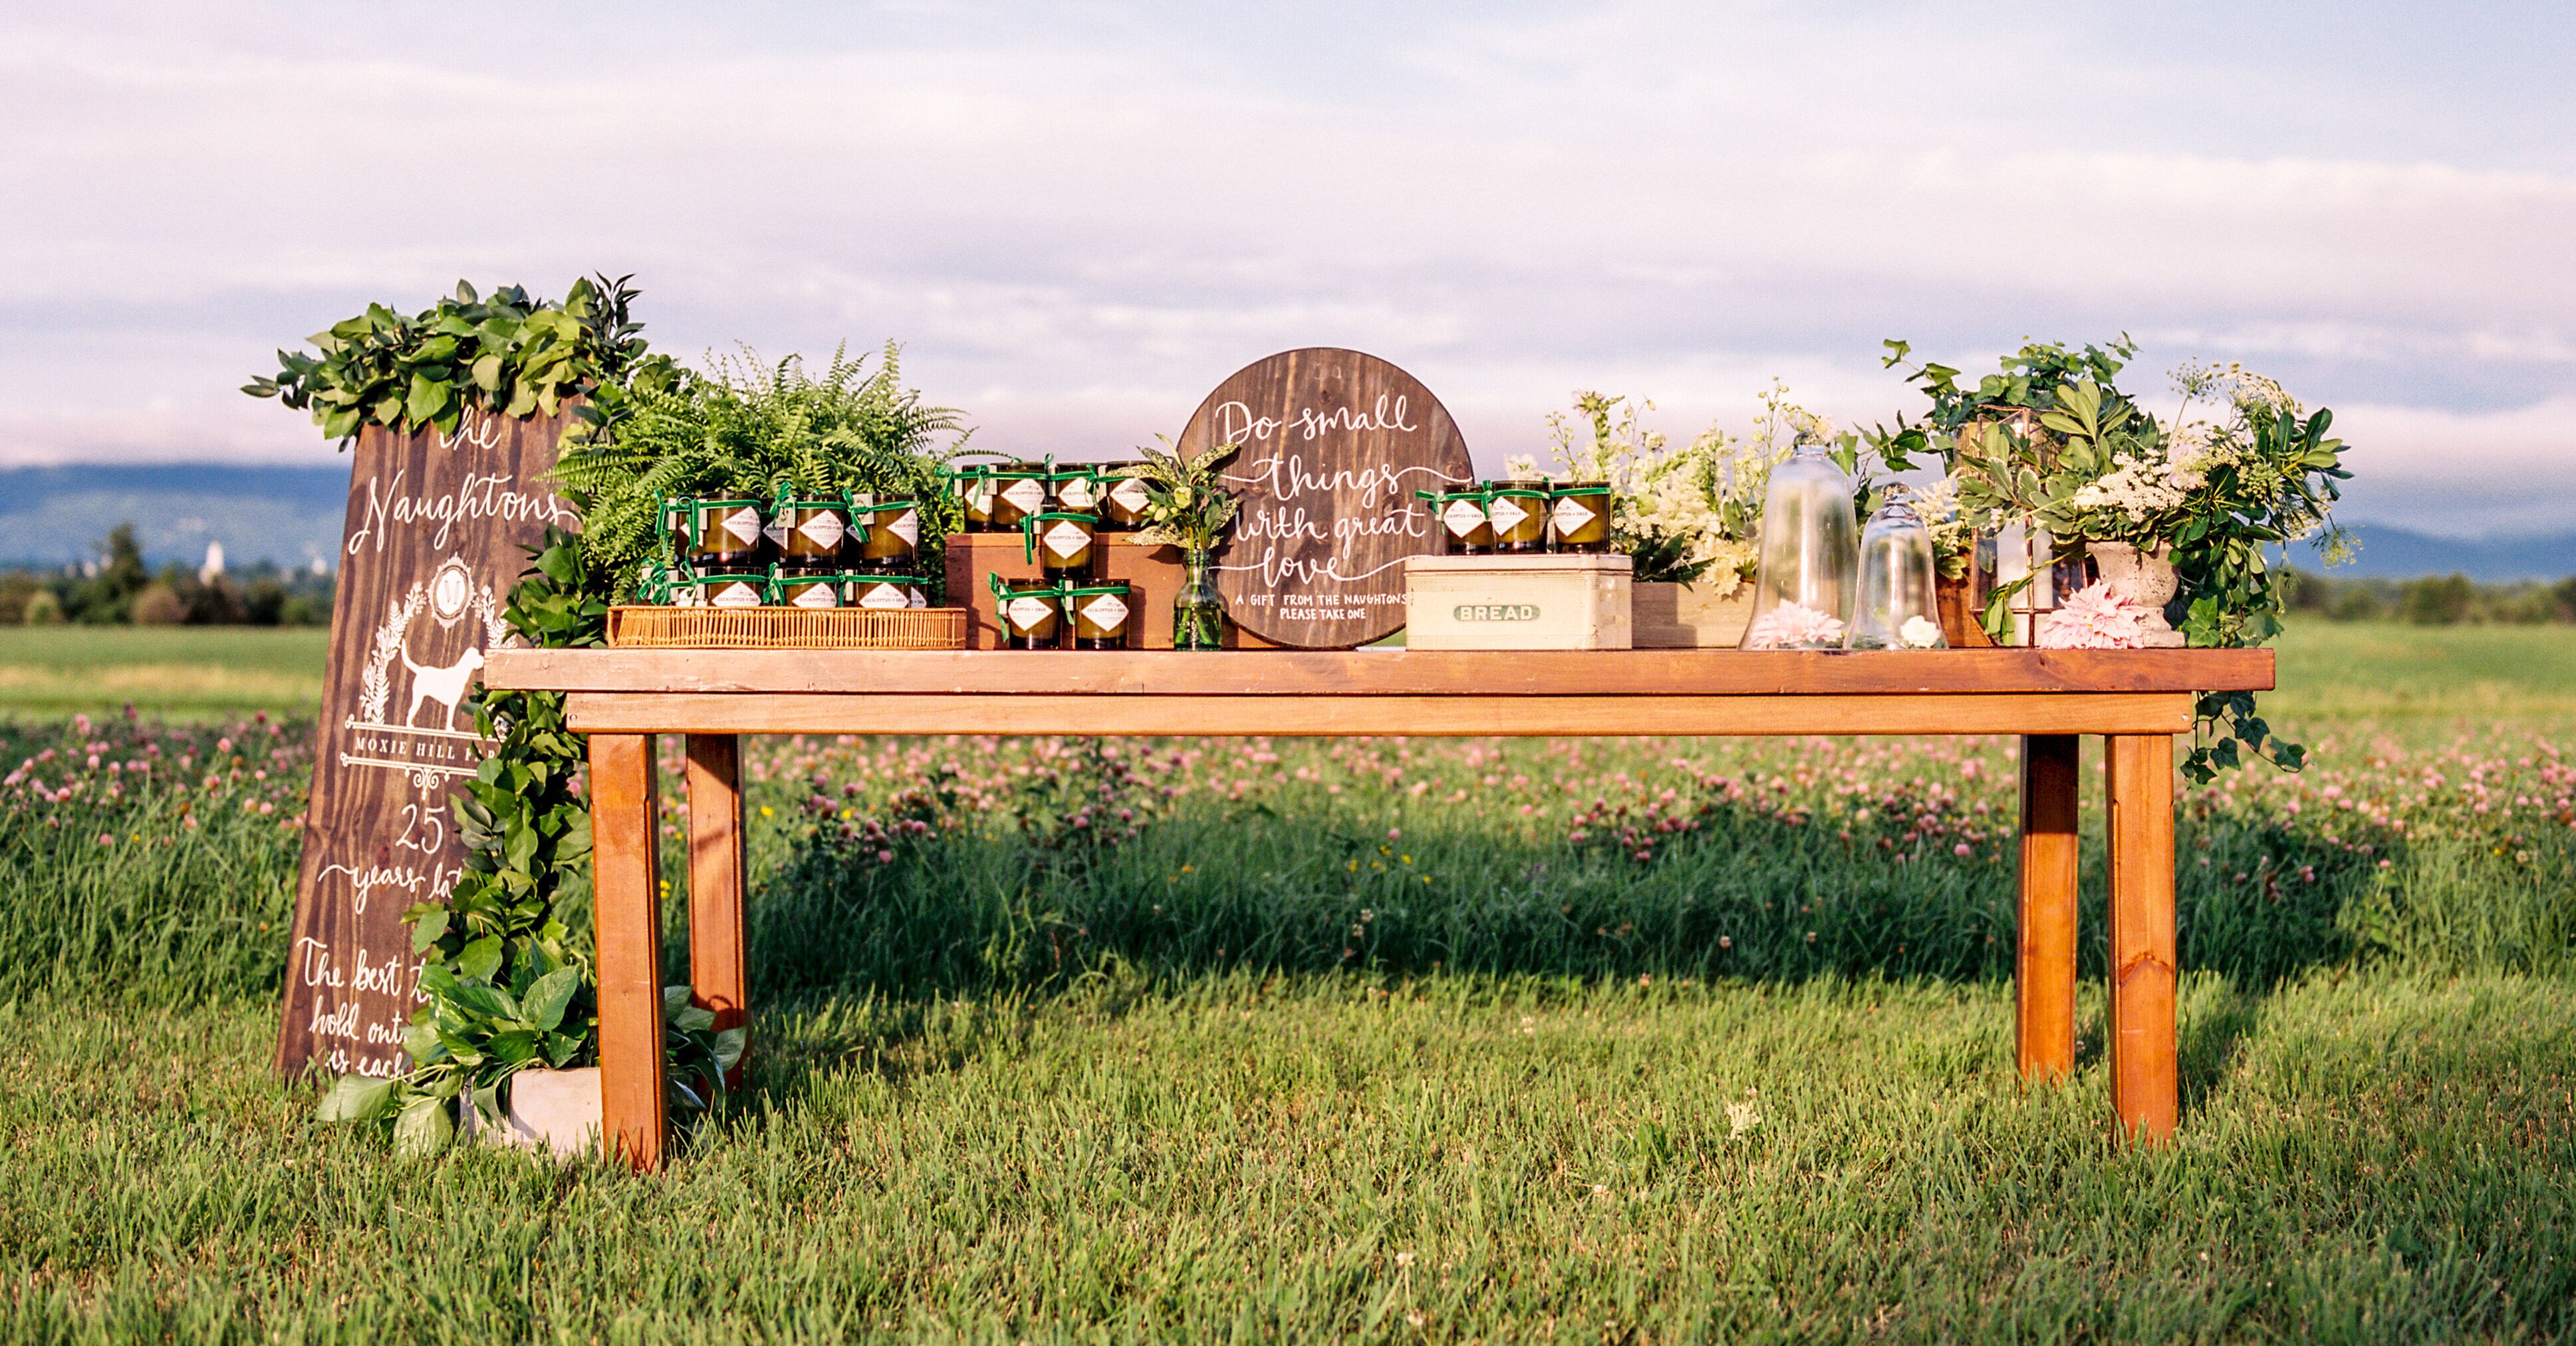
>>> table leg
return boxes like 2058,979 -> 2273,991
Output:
685,734 -> 749,1088
2016,734 -> 2080,1082
2106,733 -> 2178,1143
588,732 -> 668,1171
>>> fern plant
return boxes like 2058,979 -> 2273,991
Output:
550,342 -> 971,597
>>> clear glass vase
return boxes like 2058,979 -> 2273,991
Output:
1172,549 -> 1224,650
1844,493 -> 1947,650
1739,444 -> 1858,650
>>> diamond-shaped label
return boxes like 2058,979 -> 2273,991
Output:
1057,477 -> 1097,510
1006,595 -> 1053,629
1108,478 -> 1150,511
1081,593 -> 1129,628
788,582 -> 837,609
709,579 -> 763,608
1488,496 -> 1529,533
1001,479 -> 1046,513
856,582 -> 908,610
1551,497 -> 1597,532
722,507 -> 763,547
1443,499 -> 1485,536
1043,520 -> 1090,560
886,509 -> 920,546
797,513 -> 846,549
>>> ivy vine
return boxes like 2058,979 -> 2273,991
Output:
267,278 -> 731,1156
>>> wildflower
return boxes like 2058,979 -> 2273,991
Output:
1727,1100 -> 1761,1136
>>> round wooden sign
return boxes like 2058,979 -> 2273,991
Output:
1180,348 -> 1473,648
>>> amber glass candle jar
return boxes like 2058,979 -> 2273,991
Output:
1420,488 -> 1494,555
688,572 -> 771,609
851,499 -> 921,570
1547,482 -> 1612,553
1095,463 -> 1150,529
1050,466 -> 1102,515
676,498 -> 770,570
1024,511 -> 1100,578
769,495 -> 854,571
989,462 -> 1053,531
1487,483 -> 1549,553
1066,583 -> 1136,650
844,573 -> 928,610
953,466 -> 1001,532
995,578 -> 1063,649
774,571 -> 843,609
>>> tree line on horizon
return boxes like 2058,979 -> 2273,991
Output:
0,525 -> 333,627
0,525 -> 2568,630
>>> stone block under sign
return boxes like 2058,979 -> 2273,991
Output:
1402,553 -> 1633,650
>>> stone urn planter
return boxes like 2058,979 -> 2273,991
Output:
1632,582 -> 1753,648
460,1066 -> 600,1160
2088,541 -> 2187,647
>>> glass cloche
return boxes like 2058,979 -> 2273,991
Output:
1739,441 -> 1859,650
1844,490 -> 1947,650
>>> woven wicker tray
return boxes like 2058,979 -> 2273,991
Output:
607,605 -> 967,650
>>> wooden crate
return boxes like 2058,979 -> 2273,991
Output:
1632,581 -> 1753,648
606,605 -> 966,650
1402,553 -> 1632,650
942,533 -> 1283,649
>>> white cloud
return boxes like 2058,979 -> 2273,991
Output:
0,1 -> 2568,543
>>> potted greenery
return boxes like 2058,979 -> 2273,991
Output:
551,342 -> 971,603
1880,338 -> 2351,779
1113,436 -> 1240,650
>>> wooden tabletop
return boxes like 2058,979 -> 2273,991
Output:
483,646 -> 2273,697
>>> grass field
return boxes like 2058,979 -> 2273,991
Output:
3,622 -> 2573,1342
0,626 -> 327,720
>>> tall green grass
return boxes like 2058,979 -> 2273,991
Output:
1,972 -> 2569,1343
3,624 -> 2573,1341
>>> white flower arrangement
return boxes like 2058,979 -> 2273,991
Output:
1542,383 -> 1841,595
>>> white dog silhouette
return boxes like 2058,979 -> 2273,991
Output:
400,646 -> 486,730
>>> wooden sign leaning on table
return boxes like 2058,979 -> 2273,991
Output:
275,408 -> 580,1079
1179,348 -> 1474,649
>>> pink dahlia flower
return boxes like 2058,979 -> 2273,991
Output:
2037,581 -> 2148,649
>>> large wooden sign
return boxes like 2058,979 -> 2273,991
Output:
1178,348 -> 1472,648
275,408 -> 580,1078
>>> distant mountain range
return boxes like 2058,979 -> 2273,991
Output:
1,464 -> 2571,581
2295,523 -> 2576,583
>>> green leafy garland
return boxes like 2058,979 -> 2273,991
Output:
262,277 -> 735,1156
245,277 -> 658,443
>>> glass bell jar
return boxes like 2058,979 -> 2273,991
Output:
1844,489 -> 1948,650
1739,440 -> 1859,650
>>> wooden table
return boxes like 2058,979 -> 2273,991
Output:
481,646 -> 2273,1171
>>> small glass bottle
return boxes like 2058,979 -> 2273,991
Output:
1738,441 -> 1858,650
1173,549 -> 1224,650
1844,491 -> 1948,650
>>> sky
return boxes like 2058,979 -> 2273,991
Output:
3,1 -> 2571,537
